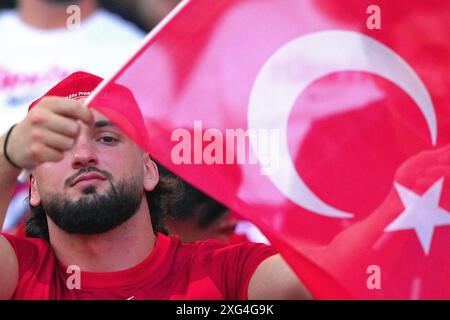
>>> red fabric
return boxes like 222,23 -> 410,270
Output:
87,0 -> 450,298
2,233 -> 275,300
228,233 -> 249,245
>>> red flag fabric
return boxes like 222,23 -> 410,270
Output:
87,0 -> 450,299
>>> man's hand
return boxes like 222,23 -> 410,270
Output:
6,97 -> 93,170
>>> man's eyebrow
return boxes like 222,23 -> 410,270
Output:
93,120 -> 116,129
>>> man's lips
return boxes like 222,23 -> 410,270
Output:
70,173 -> 106,187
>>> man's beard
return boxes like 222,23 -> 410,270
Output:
41,176 -> 143,235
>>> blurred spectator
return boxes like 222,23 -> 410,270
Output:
135,0 -> 181,30
163,180 -> 237,242
0,0 -> 145,233
98,0 -> 150,32
160,166 -> 269,244
96,0 -> 181,32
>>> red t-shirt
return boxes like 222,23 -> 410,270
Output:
2,233 -> 276,300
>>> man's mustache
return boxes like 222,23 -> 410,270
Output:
65,167 -> 113,187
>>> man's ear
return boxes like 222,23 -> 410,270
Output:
29,175 -> 42,207
143,154 -> 159,192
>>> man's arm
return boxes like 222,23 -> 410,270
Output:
248,254 -> 312,300
0,237 -> 19,299
0,134 -> 21,299
0,97 -> 93,299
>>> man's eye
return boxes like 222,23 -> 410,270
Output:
97,136 -> 118,145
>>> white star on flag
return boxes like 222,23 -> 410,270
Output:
385,178 -> 450,255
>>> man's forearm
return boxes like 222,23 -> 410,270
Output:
0,134 -> 21,231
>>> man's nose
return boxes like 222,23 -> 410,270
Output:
71,141 -> 98,169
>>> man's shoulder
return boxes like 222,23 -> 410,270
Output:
2,233 -> 49,246
165,233 -> 275,262
1,233 -> 53,262
162,235 -> 277,300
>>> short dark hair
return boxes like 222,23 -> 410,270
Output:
25,164 -> 183,241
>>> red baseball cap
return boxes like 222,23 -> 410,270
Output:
28,71 -> 103,111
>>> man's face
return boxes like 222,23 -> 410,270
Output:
30,109 -> 158,235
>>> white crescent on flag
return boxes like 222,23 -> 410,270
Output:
248,30 -> 437,219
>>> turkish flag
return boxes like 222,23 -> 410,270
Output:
87,0 -> 450,299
